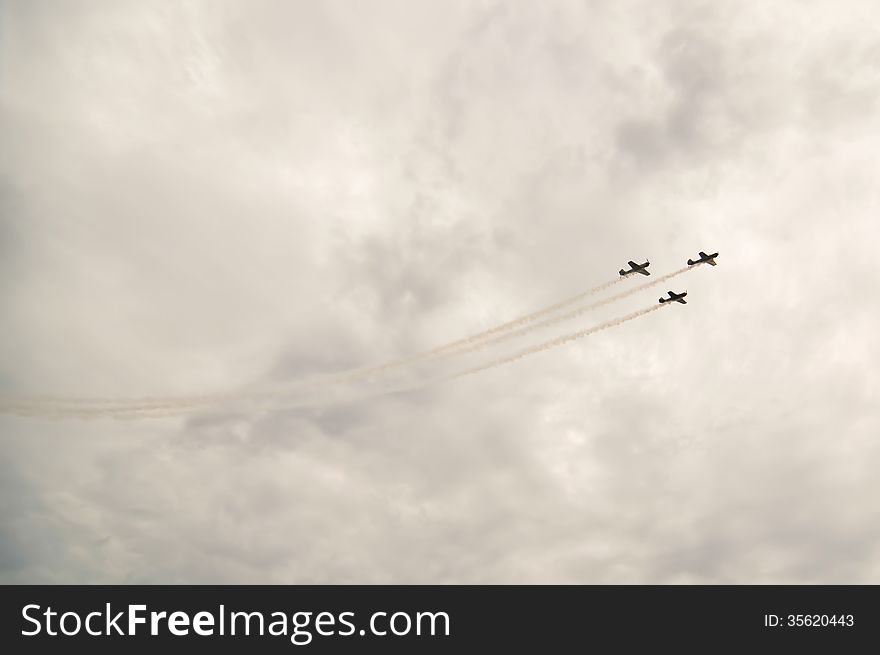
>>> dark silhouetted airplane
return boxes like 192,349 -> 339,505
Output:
619,260 -> 650,276
687,251 -> 719,266
659,290 -> 688,304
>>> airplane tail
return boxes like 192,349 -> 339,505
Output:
687,259 -> 694,266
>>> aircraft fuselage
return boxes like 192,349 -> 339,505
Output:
619,260 -> 651,276
659,290 -> 688,304
687,251 -> 719,266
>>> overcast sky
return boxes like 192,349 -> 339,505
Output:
2,0 -> 879,583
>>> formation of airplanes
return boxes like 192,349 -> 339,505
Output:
617,250 -> 719,306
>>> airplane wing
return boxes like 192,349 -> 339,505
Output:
628,261 -> 638,267
699,251 -> 708,258
637,268 -> 650,275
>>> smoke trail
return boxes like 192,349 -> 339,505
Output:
1,304 -> 675,420
265,274 -> 634,390
1,274 -> 631,415
446,303 -> 671,381
423,275 -> 627,357
1,264 -> 700,419
0,373 -> 422,420
435,266 -> 689,359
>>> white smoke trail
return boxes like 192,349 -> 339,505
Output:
445,302 -> 671,381
435,266 -> 689,359
1,303 -> 675,420
1,264 -> 699,419
1,274 -> 632,415
423,275 -> 627,357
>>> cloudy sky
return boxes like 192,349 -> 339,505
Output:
2,0 -> 879,583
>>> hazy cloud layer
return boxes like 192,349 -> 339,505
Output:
1,0 -> 879,582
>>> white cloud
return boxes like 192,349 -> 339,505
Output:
2,0 -> 879,583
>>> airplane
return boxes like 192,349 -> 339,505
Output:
659,290 -> 688,304
619,260 -> 651,276
687,251 -> 719,266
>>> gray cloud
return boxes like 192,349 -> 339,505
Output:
2,0 -> 879,583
